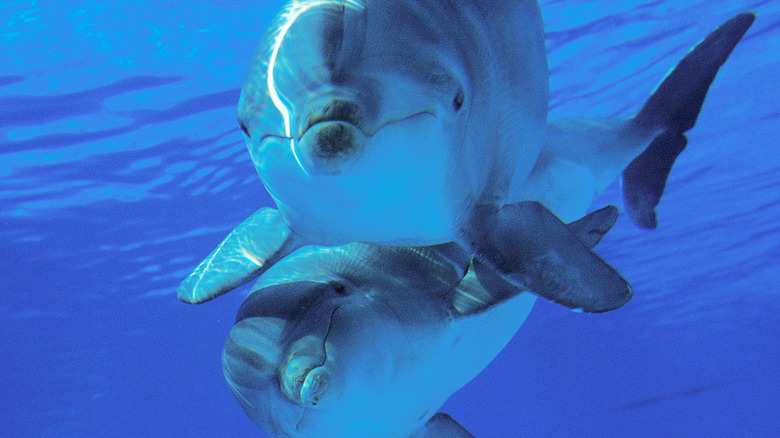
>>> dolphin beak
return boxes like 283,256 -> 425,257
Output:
300,365 -> 332,406
295,121 -> 368,176
265,2 -> 367,178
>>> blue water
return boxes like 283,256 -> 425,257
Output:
1,1 -> 778,436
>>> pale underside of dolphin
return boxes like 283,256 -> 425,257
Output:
179,4 -> 755,314
221,206 -> 619,438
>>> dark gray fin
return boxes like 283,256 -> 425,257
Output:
470,201 -> 632,313
411,413 -> 474,438
566,205 -> 619,249
624,12 -> 755,228
178,207 -> 303,304
462,205 -> 620,315
621,131 -> 687,228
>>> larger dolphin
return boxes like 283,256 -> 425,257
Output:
179,0 -> 754,313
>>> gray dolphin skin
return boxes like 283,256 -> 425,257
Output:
177,1 -> 755,436
222,207 -> 618,438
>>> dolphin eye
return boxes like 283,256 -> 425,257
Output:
453,89 -> 465,112
239,120 -> 250,137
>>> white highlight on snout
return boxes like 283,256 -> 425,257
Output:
267,0 -> 365,177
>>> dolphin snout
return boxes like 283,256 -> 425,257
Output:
296,120 -> 367,175
302,99 -> 364,136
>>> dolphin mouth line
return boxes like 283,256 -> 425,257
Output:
259,110 -> 437,177
300,110 -> 436,139
301,119 -> 365,138
259,110 -> 436,143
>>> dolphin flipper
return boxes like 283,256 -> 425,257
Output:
411,413 -> 474,438
178,207 -> 303,304
470,201 -> 631,313
460,204 -> 620,315
624,12 -> 756,228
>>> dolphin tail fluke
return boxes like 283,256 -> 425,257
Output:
412,413 -> 474,438
632,13 -> 755,132
177,207 -> 302,304
623,12 -> 755,228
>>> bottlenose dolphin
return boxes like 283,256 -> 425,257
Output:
179,1 -> 754,314
222,206 -> 619,438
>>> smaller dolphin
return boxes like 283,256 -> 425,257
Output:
179,5 -> 755,314
221,206 -> 619,438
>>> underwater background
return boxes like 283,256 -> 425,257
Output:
1,0 -> 778,436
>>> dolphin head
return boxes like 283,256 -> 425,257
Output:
240,0 -> 548,245
222,280 -> 434,438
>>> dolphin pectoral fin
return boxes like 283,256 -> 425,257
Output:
411,413 -> 474,438
461,205 -> 623,313
624,12 -> 755,228
471,201 -> 631,313
178,207 -> 303,304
